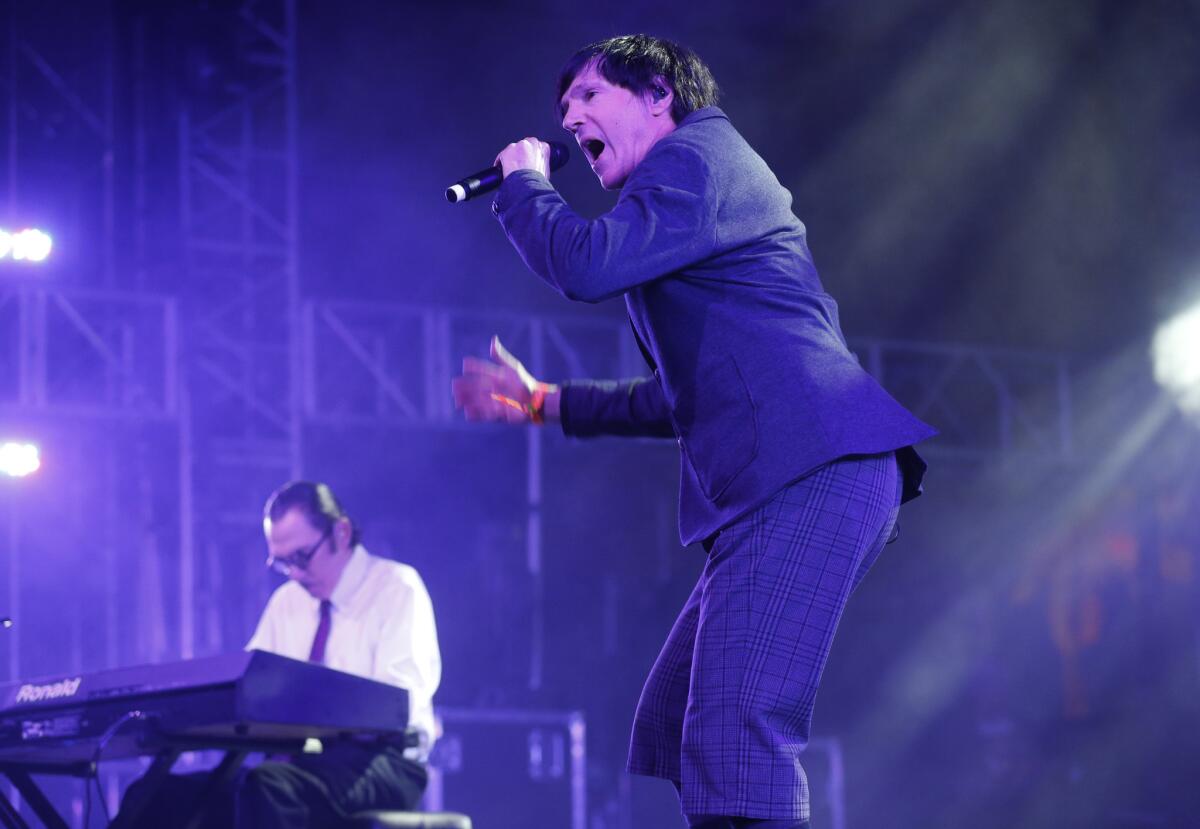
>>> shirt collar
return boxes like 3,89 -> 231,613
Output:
329,544 -> 370,610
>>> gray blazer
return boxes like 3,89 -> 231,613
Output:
494,107 -> 936,545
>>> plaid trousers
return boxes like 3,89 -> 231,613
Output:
627,452 -> 902,820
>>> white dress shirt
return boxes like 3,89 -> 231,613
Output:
247,545 -> 441,758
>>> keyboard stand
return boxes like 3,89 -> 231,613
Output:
1,734 -> 313,829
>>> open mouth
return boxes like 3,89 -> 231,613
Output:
582,138 -> 606,163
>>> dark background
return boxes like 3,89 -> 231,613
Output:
3,1 -> 1200,827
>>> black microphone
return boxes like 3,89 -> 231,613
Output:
446,142 -> 570,203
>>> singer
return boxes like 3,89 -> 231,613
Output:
452,35 -> 936,829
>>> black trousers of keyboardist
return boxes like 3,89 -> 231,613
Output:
114,743 -> 427,829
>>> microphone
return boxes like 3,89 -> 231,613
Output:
446,142 -> 570,203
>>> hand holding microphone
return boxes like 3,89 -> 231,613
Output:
446,139 -> 569,203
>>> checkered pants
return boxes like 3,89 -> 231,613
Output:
627,452 -> 902,821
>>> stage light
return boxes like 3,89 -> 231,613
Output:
0,442 -> 40,478
1152,302 -> 1200,418
0,228 -> 53,263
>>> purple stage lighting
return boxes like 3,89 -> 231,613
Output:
0,228 -> 53,263
1152,302 -> 1200,422
0,442 -> 40,478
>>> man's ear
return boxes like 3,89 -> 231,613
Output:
335,516 -> 353,550
648,75 -> 674,115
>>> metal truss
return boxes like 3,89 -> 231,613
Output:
0,281 -> 176,418
303,301 -> 1073,460
853,338 -> 1072,461
177,0 -> 300,657
0,3 -> 121,738
1,0 -> 155,785
1,0 -> 116,285
302,301 -> 644,427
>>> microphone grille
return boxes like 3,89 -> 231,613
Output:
548,142 -> 570,171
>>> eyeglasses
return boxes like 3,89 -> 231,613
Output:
266,526 -> 332,577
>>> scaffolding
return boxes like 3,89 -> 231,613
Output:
176,0 -> 301,658
1,0 -> 127,695
302,300 -> 1074,458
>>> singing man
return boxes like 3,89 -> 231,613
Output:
452,34 -> 936,829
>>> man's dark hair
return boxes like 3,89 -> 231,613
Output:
556,34 -> 720,124
264,481 -> 360,548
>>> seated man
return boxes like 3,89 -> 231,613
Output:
117,480 -> 442,829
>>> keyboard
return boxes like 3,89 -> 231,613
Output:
0,650 -> 410,766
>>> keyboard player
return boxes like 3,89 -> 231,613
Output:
116,480 -> 442,829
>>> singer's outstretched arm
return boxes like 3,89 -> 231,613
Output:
451,336 -> 673,437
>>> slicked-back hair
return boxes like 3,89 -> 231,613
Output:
556,34 -> 720,125
264,481 -> 360,548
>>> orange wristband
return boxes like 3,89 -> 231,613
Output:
529,383 -> 551,425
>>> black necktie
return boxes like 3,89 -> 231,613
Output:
308,600 -> 332,664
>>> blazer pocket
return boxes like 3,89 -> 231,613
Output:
675,355 -> 759,501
